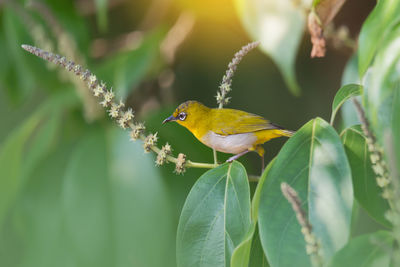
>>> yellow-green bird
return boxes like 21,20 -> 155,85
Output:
163,101 -> 294,169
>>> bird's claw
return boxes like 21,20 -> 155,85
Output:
226,157 -> 235,163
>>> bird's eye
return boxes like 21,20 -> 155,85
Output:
178,112 -> 187,121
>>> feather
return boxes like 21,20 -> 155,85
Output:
209,108 -> 280,136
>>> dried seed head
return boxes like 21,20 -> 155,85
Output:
217,41 -> 259,108
156,143 -> 173,166
308,12 -> 326,58
66,60 -> 75,71
88,74 -> 98,89
223,97 -> 231,105
377,176 -> 390,188
219,82 -> 231,93
73,64 -> 82,75
372,164 -> 385,177
117,108 -> 134,129
59,56 -> 67,67
216,92 -> 222,103
175,153 -> 186,174
94,82 -> 106,97
53,54 -> 61,65
100,89 -> 114,107
370,154 -> 379,164
80,69 -> 91,81
130,123 -> 145,141
109,101 -> 124,119
143,133 -> 158,152
281,182 -> 321,261
163,143 -> 172,154
382,188 -> 393,200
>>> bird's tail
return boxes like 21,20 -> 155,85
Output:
278,129 -> 295,137
270,123 -> 295,137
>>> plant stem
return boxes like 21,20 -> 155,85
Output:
248,175 -> 260,182
213,149 -> 218,165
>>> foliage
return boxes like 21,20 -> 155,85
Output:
1,0 -> 400,267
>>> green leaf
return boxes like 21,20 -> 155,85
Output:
0,90 -> 76,228
340,55 -> 362,128
341,126 -> 391,227
62,129 -> 113,266
231,222 -> 257,267
177,162 -> 251,267
251,158 -> 275,222
258,118 -> 353,266
393,82 -> 400,180
249,228 -> 269,267
3,7 -> 36,103
61,127 -> 176,267
363,23 -> 400,154
108,129 -> 176,267
327,231 -> 394,267
12,144 -> 77,267
330,84 -> 363,125
231,159 -> 275,267
358,0 -> 400,77
22,109 -> 62,178
234,0 -> 306,95
0,111 -> 43,227
0,125 -> 176,267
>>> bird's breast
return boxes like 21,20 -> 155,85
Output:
200,131 -> 257,154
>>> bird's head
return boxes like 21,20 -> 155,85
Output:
162,101 -> 210,130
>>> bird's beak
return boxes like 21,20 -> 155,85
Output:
162,115 -> 176,124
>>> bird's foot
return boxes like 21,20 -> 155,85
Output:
226,150 -> 250,163
226,156 -> 235,163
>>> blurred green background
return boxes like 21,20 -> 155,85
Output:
0,0 -> 382,266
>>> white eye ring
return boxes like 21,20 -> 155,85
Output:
178,112 -> 187,121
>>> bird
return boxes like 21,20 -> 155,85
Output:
162,101 -> 294,170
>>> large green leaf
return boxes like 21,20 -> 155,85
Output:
358,0 -> 400,77
231,160 -> 274,267
13,144 -> 77,267
108,129 -> 176,267
393,80 -> 400,181
330,84 -> 362,125
258,118 -> 353,266
62,129 -> 113,267
363,23 -> 400,168
0,90 -> 76,228
0,110 -> 43,227
341,126 -> 391,227
177,162 -> 251,267
327,231 -> 394,267
60,127 -> 176,267
0,125 -> 176,267
234,0 -> 307,95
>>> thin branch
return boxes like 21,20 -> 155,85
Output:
21,44 -> 218,174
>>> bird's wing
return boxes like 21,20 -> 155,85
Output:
211,109 -> 281,136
